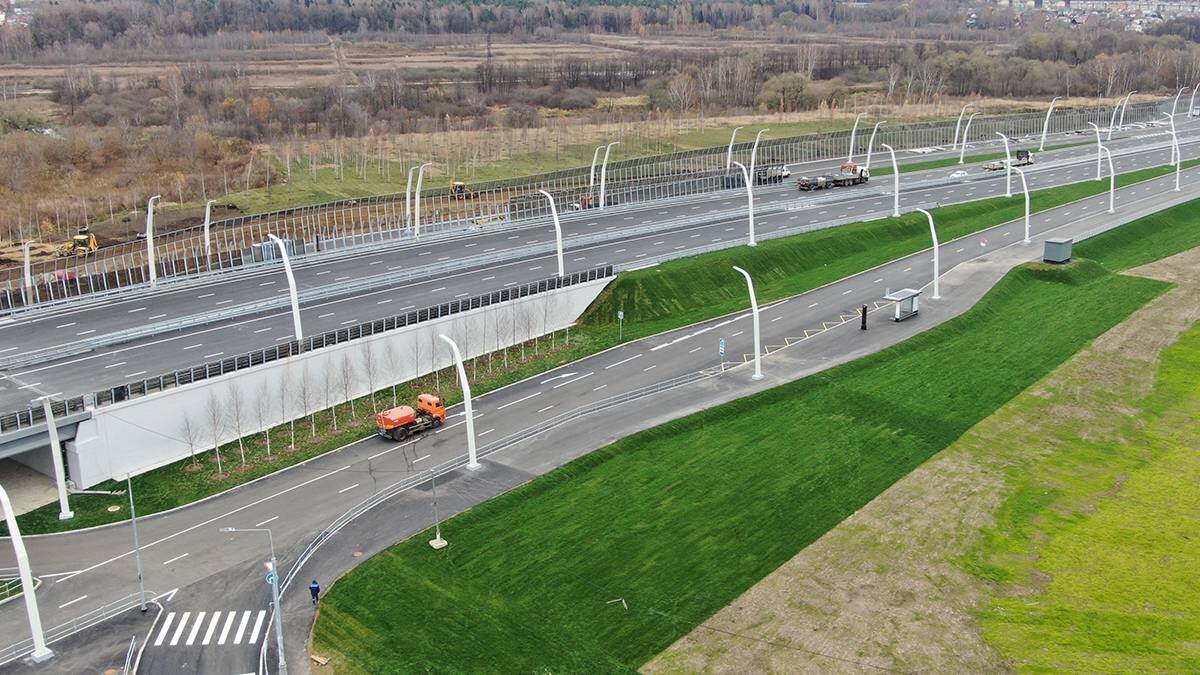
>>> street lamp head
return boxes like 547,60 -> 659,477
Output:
219,527 -> 235,532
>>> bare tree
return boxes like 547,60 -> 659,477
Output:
179,414 -> 201,469
359,341 -> 380,411
254,380 -> 273,458
323,363 -> 338,431
296,366 -> 316,437
205,392 -> 224,475
338,354 -> 357,417
227,383 -> 247,467
279,367 -> 295,449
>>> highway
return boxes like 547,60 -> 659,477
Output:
0,123 -> 1193,411
1,157 -> 1197,673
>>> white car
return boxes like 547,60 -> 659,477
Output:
948,170 -> 969,179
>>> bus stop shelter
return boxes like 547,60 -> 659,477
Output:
882,288 -> 922,321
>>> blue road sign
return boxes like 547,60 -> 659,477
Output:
265,572 -> 277,585
719,338 -> 726,358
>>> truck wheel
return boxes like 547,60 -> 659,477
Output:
432,417 -> 443,428
391,427 -> 410,441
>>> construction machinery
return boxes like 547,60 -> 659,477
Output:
796,163 -> 870,191
451,181 -> 473,199
982,149 -> 1035,171
375,393 -> 447,441
56,226 -> 98,257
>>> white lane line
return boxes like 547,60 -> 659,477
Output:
529,265 -> 543,271
17,382 -> 41,390
259,280 -> 276,286
233,610 -> 251,645
572,257 -> 586,262
186,611 -> 206,645
593,384 -> 608,392
370,258 -> 385,262
197,293 -> 214,299
689,346 -> 702,353
76,329 -> 96,336
170,612 -> 191,646
413,454 -> 431,463
203,352 -> 224,359
255,516 -> 279,527
217,611 -> 236,645
479,428 -> 495,437
536,405 -> 555,413
388,265 -> 403,271
842,290 -> 853,295
214,299 -> 233,306
808,302 -> 819,308
0,347 -> 16,353
248,611 -> 266,645
377,299 -> 392,305
463,243 -> 477,249
873,278 -> 883,283
155,613 -> 176,646
104,362 -> 127,369
455,293 -> 469,298
903,267 -> 912,272
58,594 -> 87,609
430,287 -> 446,293
335,276 -> 350,281
125,371 -> 147,379
955,247 -> 964,253
182,344 -> 202,350
127,307 -> 146,313
604,354 -> 643,369
316,270 -> 331,275
643,364 -> 657,372
337,483 -> 360,494
253,327 -> 272,334
497,391 -> 542,410
148,314 -> 166,320
481,276 -> 496,281
771,316 -> 783,322
56,322 -> 76,328
553,372 -> 594,389
162,553 -> 189,565
202,612 -> 221,645
340,320 -> 356,325
732,331 -> 744,337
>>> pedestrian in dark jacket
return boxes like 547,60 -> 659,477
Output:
309,580 -> 321,605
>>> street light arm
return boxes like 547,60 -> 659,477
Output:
915,208 -> 940,299
537,189 -> 564,277
880,143 -> 900,217
439,334 -> 480,470
731,161 -> 756,246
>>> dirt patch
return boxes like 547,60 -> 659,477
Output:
643,247 -> 1200,674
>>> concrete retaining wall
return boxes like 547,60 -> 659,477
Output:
66,278 -> 610,487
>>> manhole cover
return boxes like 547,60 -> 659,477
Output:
352,551 -> 363,558
106,505 -> 121,513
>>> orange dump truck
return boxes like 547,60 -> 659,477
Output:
375,394 -> 446,441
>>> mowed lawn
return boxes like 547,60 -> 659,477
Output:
312,260 -> 1167,673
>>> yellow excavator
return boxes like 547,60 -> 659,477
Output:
450,181 -> 473,200
56,226 -> 99,257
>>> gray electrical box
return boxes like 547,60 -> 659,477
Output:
1043,237 -> 1073,264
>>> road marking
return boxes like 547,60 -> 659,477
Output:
732,331 -> 744,337
335,276 -> 350,281
182,344 -> 202,350
430,287 -> 446,292
202,612 -> 221,645
259,280 -> 276,286
318,313 -> 335,319
536,405 -> 555,413
148,314 -> 167,320
689,346 -> 702,353
455,293 -> 469,298
388,265 -> 403,271
127,307 -> 146,313
162,553 -> 188,565
479,428 -> 495,437
593,384 -> 608,391
337,483 -> 360,494
17,382 -> 41,389
214,299 -> 233,306
203,352 -> 224,359
0,347 -> 16,353
463,243 -> 477,248
605,353 -> 642,369
56,322 -> 76,328
104,362 -> 126,369
253,327 -> 272,333
218,611 -> 236,645
808,302 -> 819,308
75,328 -> 96,336
903,267 -> 912,272
873,278 -> 883,283
413,454 -> 431,463
955,247 -> 964,253
497,392 -> 542,410
377,299 -> 392,305
553,372 -> 594,388
125,371 -> 147,379
248,611 -> 266,646
197,293 -> 214,299
842,290 -> 853,295
316,270 -> 330,275
485,248 -> 496,252
170,612 -> 191,646
233,610 -> 251,644
420,249 -> 434,254
438,256 -> 450,261
155,612 -> 177,646
58,595 -> 87,609
643,364 -> 657,372
255,516 -> 279,527
481,276 -> 495,281
186,611 -> 206,645
771,316 -> 783,322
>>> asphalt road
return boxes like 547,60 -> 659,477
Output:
0,123 -> 1193,411
1,160 -> 1196,673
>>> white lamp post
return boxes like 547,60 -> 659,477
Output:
1116,90 -> 1136,134
536,190 -> 565,277
219,528 -> 286,674
404,165 -> 417,228
952,103 -> 974,151
0,483 -> 52,663
996,132 -> 1013,197
598,141 -> 619,211
439,335 -> 480,470
202,199 -> 216,270
1039,96 -> 1061,152
39,397 -> 72,520
864,121 -> 885,169
731,161 -> 756,246
1013,167 -> 1031,244
1106,99 -> 1120,141
1099,145 -> 1116,214
958,113 -> 979,164
1163,113 -> 1180,192
847,113 -> 865,163
731,266 -> 763,381
413,162 -> 432,237
725,126 -> 743,171
749,129 -> 769,176
145,195 -> 160,288
1088,122 -> 1103,181
589,145 -> 603,188
915,208 -> 940,299
880,143 -> 900,217
21,241 -> 33,306
267,234 -> 303,342
1172,86 -> 1188,117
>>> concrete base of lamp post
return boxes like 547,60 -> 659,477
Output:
751,373 -> 764,381
29,649 -> 54,663
428,537 -> 448,550
57,511 -> 74,521
465,462 -> 482,471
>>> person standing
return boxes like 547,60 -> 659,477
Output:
309,579 -> 321,605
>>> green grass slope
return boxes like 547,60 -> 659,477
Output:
312,259 -> 1167,673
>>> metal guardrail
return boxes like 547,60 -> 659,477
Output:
0,101 -> 1168,311
0,591 -> 152,667
0,267 -> 614,433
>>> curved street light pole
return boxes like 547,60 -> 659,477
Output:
21,240 -> 33,306
1163,113 -> 1181,192
865,121 -> 885,170
1,483 -> 53,663
952,103 -> 973,151
1106,97 -> 1121,141
958,112 -> 979,164
847,113 -> 865,163
1039,96 -> 1061,151
1088,122 -> 1103,181
1099,145 -> 1116,214
1116,90 -> 1136,134
202,199 -> 216,270
749,129 -> 769,176
413,162 -> 432,237
731,266 -> 763,381
880,143 -> 900,217
996,132 -> 1013,197
1013,167 -> 1031,244
589,145 -> 603,188
220,528 -> 285,674
404,165 -> 418,228
1171,86 -> 1188,117
915,208 -> 941,299
267,234 -> 303,342
599,141 -> 619,211
146,195 -> 160,288
440,335 -> 480,470
536,190 -> 565,277
725,126 -> 743,171
731,161 -> 756,246
1190,82 -> 1200,118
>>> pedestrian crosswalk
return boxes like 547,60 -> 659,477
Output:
152,610 -> 267,648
